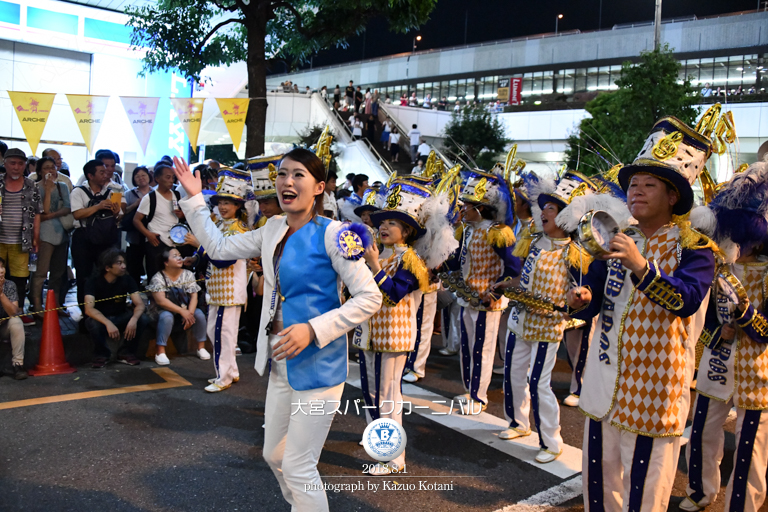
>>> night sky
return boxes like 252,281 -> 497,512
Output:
287,0 -> 759,72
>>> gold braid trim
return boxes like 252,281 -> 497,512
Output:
402,248 -> 430,293
512,226 -> 534,258
455,224 -> 464,241
485,224 -> 516,248
566,242 -> 593,275
673,213 -> 721,253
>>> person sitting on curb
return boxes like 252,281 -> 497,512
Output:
84,248 -> 150,368
0,257 -> 27,379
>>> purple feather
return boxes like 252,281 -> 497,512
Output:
335,222 -> 374,261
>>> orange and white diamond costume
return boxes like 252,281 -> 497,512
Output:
573,223 -> 716,511
685,260 -> 768,512
504,233 -> 593,457
197,216 -> 249,388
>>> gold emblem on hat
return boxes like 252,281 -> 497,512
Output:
473,178 -> 488,201
386,184 -> 403,209
652,131 -> 684,160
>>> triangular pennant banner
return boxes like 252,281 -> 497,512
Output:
120,96 -> 160,155
8,91 -> 56,156
170,97 -> 205,154
215,98 -> 249,152
66,94 -> 110,153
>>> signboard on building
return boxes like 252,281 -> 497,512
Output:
510,78 -> 522,105
497,78 -> 510,103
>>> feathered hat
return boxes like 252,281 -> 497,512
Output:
618,115 -> 713,215
311,125 -> 334,178
354,185 -> 387,217
210,167 -> 251,206
247,154 -> 282,200
537,170 -> 597,211
459,146 -> 523,226
709,159 -> 768,262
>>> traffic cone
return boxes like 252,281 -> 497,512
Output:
29,289 -> 76,376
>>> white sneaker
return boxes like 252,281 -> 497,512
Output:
678,497 -> 704,511
499,427 -> 531,440
454,393 -> 471,403
439,348 -> 458,356
458,400 -> 486,415
235,346 -> 242,356
209,376 -> 239,384
205,382 -> 231,393
155,353 -> 170,365
535,449 -> 561,464
562,394 -> 580,407
197,348 -> 211,360
402,371 -> 419,383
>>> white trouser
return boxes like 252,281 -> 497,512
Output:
582,417 -> 680,512
441,296 -> 461,353
460,307 -> 501,405
359,350 -> 408,469
685,394 -> 768,511
207,305 -> 241,386
262,335 -> 345,512
407,291 -> 437,378
503,332 -> 563,454
564,325 -> 591,396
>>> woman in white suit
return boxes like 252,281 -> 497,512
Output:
172,149 -> 382,512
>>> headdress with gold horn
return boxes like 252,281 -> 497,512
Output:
311,125 -> 334,177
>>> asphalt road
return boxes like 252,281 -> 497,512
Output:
0,331 -> 752,512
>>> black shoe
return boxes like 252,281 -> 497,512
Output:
92,357 -> 108,369
13,364 -> 28,380
117,354 -> 140,366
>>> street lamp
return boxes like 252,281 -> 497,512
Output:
412,35 -> 422,53
555,14 -> 563,34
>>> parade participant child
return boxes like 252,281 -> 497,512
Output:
173,149 -> 381,512
567,115 -> 718,511
184,167 -> 251,392
356,174 -> 458,475
495,171 -> 601,464
682,160 -> 768,512
447,165 -> 520,413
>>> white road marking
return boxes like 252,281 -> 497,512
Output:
346,362 -> 582,479
492,475 -> 583,511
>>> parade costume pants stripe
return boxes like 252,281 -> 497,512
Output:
684,394 -> 724,508
504,334 -> 563,453
406,291 -> 437,378
582,417 -> 680,512
725,408 -> 768,512
263,335 -> 344,512
441,298 -> 461,353
564,325 -> 591,396
207,305 -> 240,386
360,350 -> 407,469
460,308 -> 500,405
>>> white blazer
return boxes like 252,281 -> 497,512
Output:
180,193 -> 382,375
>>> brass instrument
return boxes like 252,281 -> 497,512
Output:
501,286 -> 567,318
438,271 -> 482,308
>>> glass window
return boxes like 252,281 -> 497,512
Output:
586,67 -> 599,91
542,70 -> 554,94
574,67 -> 587,92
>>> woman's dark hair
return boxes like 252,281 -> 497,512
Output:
477,204 -> 497,221
83,159 -> 105,179
131,166 -> 151,187
279,148 -> 327,216
158,247 -> 180,270
0,256 -> 5,268
99,248 -> 126,274
35,157 -> 56,180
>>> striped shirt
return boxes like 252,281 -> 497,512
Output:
0,190 -> 23,244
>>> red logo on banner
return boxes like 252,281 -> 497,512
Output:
510,78 -> 522,105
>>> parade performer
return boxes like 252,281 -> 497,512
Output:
682,159 -> 768,512
567,116 -> 718,511
173,148 -> 382,512
186,167 -> 251,392
495,170 -> 604,464
355,172 -> 458,475
446,164 -> 520,413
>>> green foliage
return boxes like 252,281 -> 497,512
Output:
565,44 -> 700,175
442,108 -> 509,170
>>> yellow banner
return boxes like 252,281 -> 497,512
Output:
66,94 -> 110,153
215,98 -> 249,152
8,91 -> 56,156
170,98 -> 205,154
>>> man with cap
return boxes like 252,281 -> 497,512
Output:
0,148 -> 42,318
567,116 -> 718,511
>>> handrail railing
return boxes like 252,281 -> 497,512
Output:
379,102 -> 456,171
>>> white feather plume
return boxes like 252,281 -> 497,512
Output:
689,205 -> 717,237
337,198 -> 363,223
719,238 -> 740,265
527,176 -> 555,232
415,193 -> 459,268
555,193 -> 633,233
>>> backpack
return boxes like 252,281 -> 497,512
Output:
119,188 -> 141,232
77,186 -> 119,246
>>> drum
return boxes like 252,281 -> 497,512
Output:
169,223 -> 191,246
715,270 -> 748,325
578,210 -> 620,257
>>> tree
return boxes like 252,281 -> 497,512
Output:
565,44 -> 700,175
126,0 -> 436,157
442,108 -> 509,171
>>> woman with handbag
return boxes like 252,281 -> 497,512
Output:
123,166 -> 153,287
30,156 -> 72,319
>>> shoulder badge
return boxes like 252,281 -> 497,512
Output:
337,227 -> 366,260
